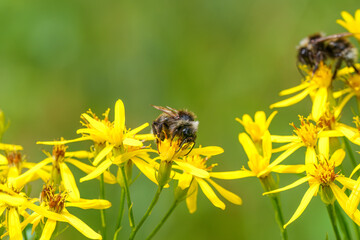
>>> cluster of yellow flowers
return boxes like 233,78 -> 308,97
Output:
0,98 -> 245,239
232,9 -> 360,240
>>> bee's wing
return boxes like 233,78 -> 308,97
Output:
152,105 -> 178,117
312,32 -> 353,43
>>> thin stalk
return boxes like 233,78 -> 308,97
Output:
260,175 -> 288,240
120,165 -> 135,228
113,188 -> 126,240
146,201 -> 178,240
129,186 -> 163,240
100,173 -> 107,240
326,203 -> 341,240
334,202 -> 351,240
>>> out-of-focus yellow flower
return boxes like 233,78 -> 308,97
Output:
337,10 -> 360,41
270,63 -> 332,121
236,111 -> 277,143
263,143 -> 360,228
173,146 -> 242,213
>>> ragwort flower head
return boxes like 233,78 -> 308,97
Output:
236,111 -> 277,143
174,146 -> 242,213
271,62 -> 333,121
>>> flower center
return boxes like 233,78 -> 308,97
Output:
310,62 -> 332,88
182,155 -> 216,171
6,151 -> 22,168
310,158 -> 337,185
318,108 -> 336,130
52,144 -> 67,163
348,74 -> 360,96
291,116 -> 321,147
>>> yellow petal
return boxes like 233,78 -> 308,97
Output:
341,10 -> 355,23
272,164 -> 306,174
283,183 -> 319,228
187,146 -> 224,157
254,111 -> 266,126
132,157 -> 159,186
82,113 -> 109,135
197,178 -> 225,210
114,99 -> 125,132
318,130 -> 344,138
238,133 -> 258,159
347,176 -> 360,214
311,87 -> 327,121
270,135 -> 299,143
66,158 -> 116,184
66,199 -> 111,209
23,202 -> 64,222
270,87 -> 312,109
134,133 -> 155,141
60,162 -> 80,201
265,143 -> 303,172
123,138 -> 143,147
279,82 -> 311,96
93,144 -> 114,166
126,123 -> 149,137
10,158 -> 52,189
263,176 -> 312,195
262,131 -> 272,160
174,160 -> 210,178
265,111 -> 278,129
318,137 -> 329,159
37,137 -> 91,145
80,159 -> 113,183
0,193 -> 25,207
206,178 -> 242,205
210,170 -> 255,179
338,93 -> 356,119
186,180 -> 198,214
112,149 -> 153,165
61,210 -> 102,239
178,173 -> 193,190
272,142 -> 298,153
333,88 -> 352,99
65,151 -> 94,159
305,147 -> 316,165
40,219 -> 57,240
0,154 -> 8,165
336,176 -> 357,190
8,208 -> 22,240
330,149 -> 345,167
0,143 -> 23,151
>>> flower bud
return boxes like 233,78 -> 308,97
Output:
320,185 -> 335,205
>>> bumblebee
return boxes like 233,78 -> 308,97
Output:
297,32 -> 358,78
152,105 -> 199,151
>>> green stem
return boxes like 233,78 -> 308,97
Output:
100,173 -> 107,240
326,203 -> 341,240
353,221 -> 360,240
113,188 -> 126,240
146,201 -> 178,240
343,137 -> 358,173
129,186 -> 163,240
334,202 -> 351,240
260,175 -> 288,240
120,165 -> 135,228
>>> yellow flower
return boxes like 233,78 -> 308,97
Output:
20,184 -> 111,240
270,62 -> 333,121
236,111 -> 277,143
174,146 -> 242,213
263,143 -> 360,228
270,116 -> 337,166
334,116 -> 360,145
337,10 -> 360,41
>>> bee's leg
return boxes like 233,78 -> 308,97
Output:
185,142 -> 195,155
332,58 -> 343,79
296,63 -> 306,78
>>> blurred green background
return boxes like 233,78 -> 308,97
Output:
1,0 -> 360,239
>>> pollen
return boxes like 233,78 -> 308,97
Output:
311,62 -> 332,88
310,157 -> 337,185
291,116 -> 321,147
183,155 -> 216,171
347,74 -> 360,96
48,192 -> 68,213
